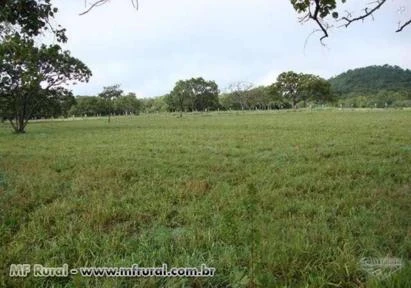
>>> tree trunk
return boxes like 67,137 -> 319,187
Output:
10,116 -> 26,133
18,114 -> 24,131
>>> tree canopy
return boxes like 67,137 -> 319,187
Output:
167,78 -> 220,116
328,65 -> 411,108
70,93 -> 142,117
0,0 -> 91,133
98,84 -> 123,122
276,71 -> 332,108
0,35 -> 91,132
0,0 -> 67,42
329,65 -> 411,95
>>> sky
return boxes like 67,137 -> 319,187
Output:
52,0 -> 411,98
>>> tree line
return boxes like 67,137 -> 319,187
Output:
4,66 -> 410,129
38,72 -> 334,119
1,1 -> 410,133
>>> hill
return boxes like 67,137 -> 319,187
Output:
329,64 -> 411,95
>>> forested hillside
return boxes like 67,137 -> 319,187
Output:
329,65 -> 411,94
329,65 -> 411,107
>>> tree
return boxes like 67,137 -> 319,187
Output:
0,35 -> 91,133
276,72 -> 302,109
0,0 -> 67,42
299,74 -> 333,105
151,96 -> 168,112
141,95 -> 169,113
32,93 -> 76,118
329,65 -> 411,108
226,81 -> 254,110
221,84 -> 287,111
114,93 -> 142,115
169,81 -> 189,117
169,78 -> 219,116
163,93 -> 177,112
0,0 -> 91,133
245,86 -> 283,110
329,65 -> 411,95
266,83 -> 289,109
190,78 -> 219,112
69,96 -> 106,117
291,0 -> 411,42
98,84 -> 123,122
275,71 -> 332,108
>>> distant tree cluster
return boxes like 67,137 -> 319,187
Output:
140,96 -> 168,113
136,72 -> 333,114
220,84 -> 288,111
140,65 -> 411,113
69,86 -> 142,119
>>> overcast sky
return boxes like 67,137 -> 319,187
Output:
53,0 -> 411,98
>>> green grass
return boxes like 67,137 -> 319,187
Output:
0,110 -> 410,287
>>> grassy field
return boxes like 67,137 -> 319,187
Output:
0,110 -> 410,287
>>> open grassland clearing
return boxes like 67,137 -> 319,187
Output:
0,110 -> 410,287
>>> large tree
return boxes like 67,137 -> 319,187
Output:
276,71 -> 302,109
190,77 -> 220,112
98,84 -> 123,122
275,71 -> 332,108
0,0 -> 91,133
169,77 -> 219,116
0,36 -> 91,133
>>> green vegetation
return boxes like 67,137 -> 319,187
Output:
143,65 -> 411,114
1,3 -> 410,287
0,35 -> 91,133
275,71 -> 332,108
0,0 -> 91,134
330,65 -> 411,108
165,77 -> 220,115
329,65 -> 411,94
220,84 -> 285,111
1,110 -> 410,287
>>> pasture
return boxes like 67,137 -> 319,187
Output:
0,110 -> 410,287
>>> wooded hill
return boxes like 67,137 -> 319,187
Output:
328,65 -> 411,107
